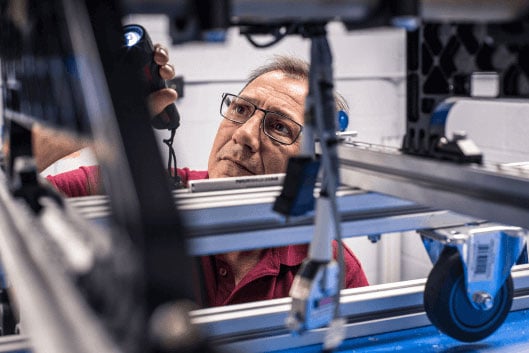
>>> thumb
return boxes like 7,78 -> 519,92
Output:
147,88 -> 178,116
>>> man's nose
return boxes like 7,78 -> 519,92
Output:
231,112 -> 263,152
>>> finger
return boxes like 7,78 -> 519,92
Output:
159,63 -> 175,80
147,88 -> 178,116
153,44 -> 169,65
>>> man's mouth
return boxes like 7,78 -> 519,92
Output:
223,158 -> 256,175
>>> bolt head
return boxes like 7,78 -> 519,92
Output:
472,291 -> 494,311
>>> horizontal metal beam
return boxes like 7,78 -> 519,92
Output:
191,264 -> 529,352
338,143 -> 529,230
0,335 -> 31,353
4,265 -> 529,352
67,187 -> 478,255
123,0 -> 529,23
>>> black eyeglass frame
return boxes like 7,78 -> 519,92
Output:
219,92 -> 303,146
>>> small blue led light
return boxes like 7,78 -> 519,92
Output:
124,26 -> 143,47
337,110 -> 349,132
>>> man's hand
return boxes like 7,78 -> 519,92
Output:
147,43 -> 178,116
34,43 -> 178,173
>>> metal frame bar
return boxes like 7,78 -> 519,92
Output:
66,186 -> 479,255
190,264 -> 529,352
338,143 -> 529,230
0,172 -> 121,353
0,335 -> 30,353
4,264 -> 529,352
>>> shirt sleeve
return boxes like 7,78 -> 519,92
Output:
46,165 -> 101,197
176,167 -> 209,186
46,166 -> 207,197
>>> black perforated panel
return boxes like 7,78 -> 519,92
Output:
403,19 -> 529,156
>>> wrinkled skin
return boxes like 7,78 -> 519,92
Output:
208,70 -> 308,178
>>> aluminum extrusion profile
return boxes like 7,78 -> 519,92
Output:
189,265 -> 529,352
65,186 -> 480,255
0,171 -> 123,353
338,142 -> 529,230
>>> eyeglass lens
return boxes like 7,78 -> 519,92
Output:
221,94 -> 301,145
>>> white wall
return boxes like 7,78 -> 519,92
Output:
446,99 -> 529,163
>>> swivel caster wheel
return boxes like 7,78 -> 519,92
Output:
423,247 -> 513,342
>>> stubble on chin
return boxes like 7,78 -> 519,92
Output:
211,142 -> 256,177
215,158 -> 256,178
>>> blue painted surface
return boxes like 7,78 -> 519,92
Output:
273,309 -> 529,353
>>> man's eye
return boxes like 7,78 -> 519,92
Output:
268,117 -> 293,137
235,105 -> 246,114
232,103 -> 250,116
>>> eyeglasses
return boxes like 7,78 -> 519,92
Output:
220,93 -> 303,145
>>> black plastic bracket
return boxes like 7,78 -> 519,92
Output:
403,18 -> 529,162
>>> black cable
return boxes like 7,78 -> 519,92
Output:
311,34 -> 345,329
162,128 -> 182,189
244,23 -> 300,48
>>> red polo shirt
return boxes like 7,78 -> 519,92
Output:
46,166 -> 369,306
46,165 -> 103,197
46,165 -> 208,197
201,243 -> 368,307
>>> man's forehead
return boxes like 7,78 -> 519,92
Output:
241,70 -> 308,102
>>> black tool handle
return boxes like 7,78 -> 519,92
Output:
122,24 -> 180,130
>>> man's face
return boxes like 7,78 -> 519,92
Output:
208,70 -> 307,178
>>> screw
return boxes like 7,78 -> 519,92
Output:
472,291 -> 493,310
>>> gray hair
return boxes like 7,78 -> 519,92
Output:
243,55 -> 349,114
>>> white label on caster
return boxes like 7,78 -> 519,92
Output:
469,237 -> 496,282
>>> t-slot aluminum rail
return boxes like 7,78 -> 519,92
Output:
66,184 -> 480,255
188,264 -> 529,352
337,142 -> 529,230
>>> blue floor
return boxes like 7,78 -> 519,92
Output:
275,309 -> 529,353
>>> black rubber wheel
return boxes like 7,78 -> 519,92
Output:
423,246 -> 513,342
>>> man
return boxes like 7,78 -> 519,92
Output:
37,47 -> 369,306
